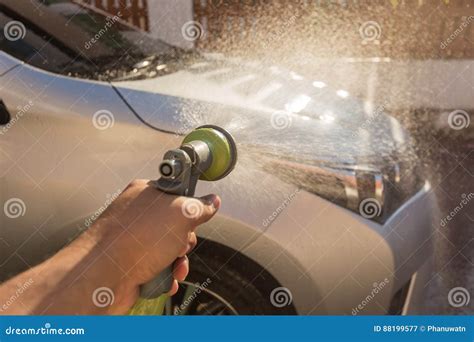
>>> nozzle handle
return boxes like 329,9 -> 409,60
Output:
138,165 -> 197,300
139,266 -> 173,299
138,139 -> 208,299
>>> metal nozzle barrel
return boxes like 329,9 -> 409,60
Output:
159,159 -> 182,179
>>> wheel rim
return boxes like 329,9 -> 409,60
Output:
164,281 -> 239,315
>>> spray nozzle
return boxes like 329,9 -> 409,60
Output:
156,125 -> 237,197
159,159 -> 182,179
136,125 -> 237,301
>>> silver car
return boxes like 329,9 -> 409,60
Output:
0,1 -> 437,315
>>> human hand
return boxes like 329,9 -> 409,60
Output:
93,179 -> 220,298
87,180 -> 220,308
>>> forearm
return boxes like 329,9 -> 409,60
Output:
0,222 -> 138,315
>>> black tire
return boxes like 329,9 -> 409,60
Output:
167,239 -> 297,315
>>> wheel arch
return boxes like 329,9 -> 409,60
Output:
196,214 -> 322,314
190,237 -> 298,315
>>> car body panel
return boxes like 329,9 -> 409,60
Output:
0,51 -> 20,76
203,180 -> 436,314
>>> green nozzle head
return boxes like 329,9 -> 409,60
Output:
181,125 -> 237,181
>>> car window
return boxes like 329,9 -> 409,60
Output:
0,0 -> 186,80
0,11 -> 76,74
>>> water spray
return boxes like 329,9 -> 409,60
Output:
129,125 -> 238,315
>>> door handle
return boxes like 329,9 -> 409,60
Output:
0,100 -> 11,125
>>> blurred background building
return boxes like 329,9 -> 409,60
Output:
77,0 -> 473,58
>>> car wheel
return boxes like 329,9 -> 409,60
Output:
164,240 -> 296,315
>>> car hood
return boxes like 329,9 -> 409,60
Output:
111,54 -> 410,167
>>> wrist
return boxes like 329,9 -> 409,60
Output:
91,223 -> 147,288
92,218 -> 147,281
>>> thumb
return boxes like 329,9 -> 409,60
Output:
193,194 -> 221,226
